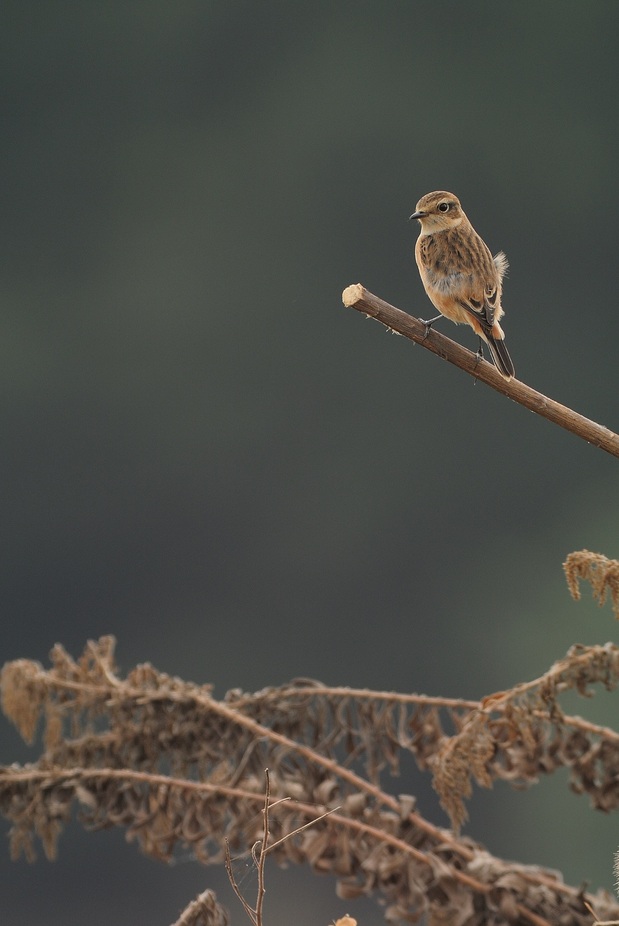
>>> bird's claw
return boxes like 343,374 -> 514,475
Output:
419,314 -> 442,340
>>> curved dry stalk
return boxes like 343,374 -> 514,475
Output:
0,761 -> 558,926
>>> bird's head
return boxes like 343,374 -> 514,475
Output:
409,191 -> 465,233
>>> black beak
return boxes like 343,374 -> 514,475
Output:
409,210 -> 426,221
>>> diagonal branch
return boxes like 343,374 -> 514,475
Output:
342,283 -> 619,459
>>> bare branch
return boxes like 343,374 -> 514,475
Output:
342,283 -> 619,459
255,770 -> 270,926
224,771 -> 339,926
225,838 -> 257,925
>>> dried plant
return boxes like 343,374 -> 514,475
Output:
2,553 -> 619,926
564,551 -> 619,618
581,849 -> 619,926
171,889 -> 229,926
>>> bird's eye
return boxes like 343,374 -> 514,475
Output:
438,202 -> 450,213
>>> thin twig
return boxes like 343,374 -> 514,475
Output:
225,838 -> 257,925
342,283 -> 619,459
265,805 -> 341,854
223,770 -> 288,926
255,770 -> 270,926
585,900 -> 619,926
223,773 -> 340,926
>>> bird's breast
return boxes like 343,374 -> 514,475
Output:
416,239 -> 470,293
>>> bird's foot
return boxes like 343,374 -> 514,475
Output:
419,314 -> 442,340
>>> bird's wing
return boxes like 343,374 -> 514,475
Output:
453,233 -> 504,334
457,286 -> 499,335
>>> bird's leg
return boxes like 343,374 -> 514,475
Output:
419,313 -> 442,339
474,337 -> 485,364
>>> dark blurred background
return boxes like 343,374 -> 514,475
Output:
3,2 -> 619,923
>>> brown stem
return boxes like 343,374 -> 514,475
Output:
342,284 -> 619,459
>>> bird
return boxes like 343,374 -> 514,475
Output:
409,191 -> 515,380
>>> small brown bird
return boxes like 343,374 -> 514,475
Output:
409,191 -> 515,380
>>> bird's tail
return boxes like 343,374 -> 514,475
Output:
485,335 -> 515,381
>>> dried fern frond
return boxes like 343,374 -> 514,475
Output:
2,637 -> 619,926
172,889 -> 229,926
564,550 -> 619,618
432,642 -> 619,827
